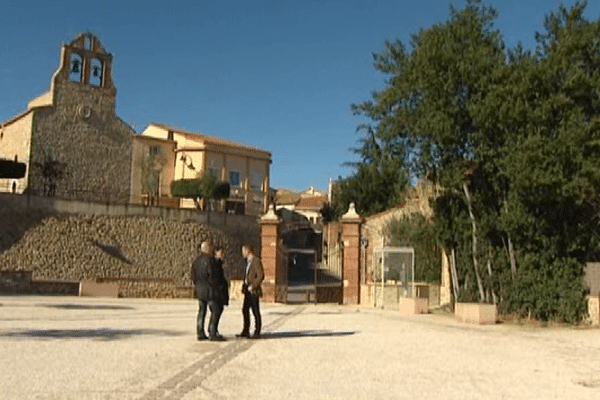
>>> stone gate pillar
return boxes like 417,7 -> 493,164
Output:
260,204 -> 281,303
341,203 -> 363,305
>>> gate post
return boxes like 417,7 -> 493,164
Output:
260,204 -> 281,303
341,203 -> 363,305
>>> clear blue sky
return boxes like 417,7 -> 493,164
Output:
1,0 -> 599,191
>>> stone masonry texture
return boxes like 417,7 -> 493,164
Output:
0,211 -> 248,298
29,81 -> 134,203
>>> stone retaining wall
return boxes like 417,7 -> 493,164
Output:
0,194 -> 259,297
96,277 -> 193,298
0,270 -> 79,296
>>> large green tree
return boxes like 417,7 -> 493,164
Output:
330,116 -> 411,218
351,0 -> 600,322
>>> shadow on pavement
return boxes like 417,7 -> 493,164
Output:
259,330 -> 356,339
41,303 -> 135,311
0,328 -> 185,341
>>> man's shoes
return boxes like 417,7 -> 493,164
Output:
250,332 -> 261,339
197,334 -> 208,341
235,332 -> 250,338
209,334 -> 227,342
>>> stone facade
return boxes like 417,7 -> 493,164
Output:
0,33 -> 133,203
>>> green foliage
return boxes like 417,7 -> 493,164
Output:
319,202 -> 337,223
351,0 -> 600,321
171,174 -> 216,199
332,162 -> 409,218
212,181 -> 230,200
503,257 -> 588,323
171,179 -> 202,198
138,152 -> 167,197
171,174 -> 230,212
331,122 -> 411,218
384,213 -> 442,283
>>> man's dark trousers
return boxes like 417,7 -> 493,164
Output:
242,291 -> 261,335
196,300 -> 208,338
208,300 -> 224,337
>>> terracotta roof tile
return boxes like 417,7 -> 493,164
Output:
148,123 -> 271,156
295,195 -> 328,211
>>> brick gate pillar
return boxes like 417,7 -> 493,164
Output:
260,204 -> 281,303
341,203 -> 363,305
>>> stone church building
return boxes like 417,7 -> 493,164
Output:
0,33 -> 134,203
0,33 -> 272,215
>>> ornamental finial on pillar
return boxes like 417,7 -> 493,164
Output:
261,203 -> 279,221
342,202 -> 361,220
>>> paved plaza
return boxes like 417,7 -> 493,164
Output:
1,295 -> 600,400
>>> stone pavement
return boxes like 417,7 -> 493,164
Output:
1,295 -> 600,400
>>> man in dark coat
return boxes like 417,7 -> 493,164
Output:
208,247 -> 229,339
191,241 -> 227,341
237,244 -> 264,339
213,248 -> 229,307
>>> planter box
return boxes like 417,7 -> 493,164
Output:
399,297 -> 429,315
455,302 -> 497,324
79,281 -> 119,298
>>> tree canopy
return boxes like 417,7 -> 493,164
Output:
171,174 -> 230,210
347,0 -> 600,322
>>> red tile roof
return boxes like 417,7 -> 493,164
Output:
295,195 -> 328,211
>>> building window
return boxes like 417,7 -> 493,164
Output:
250,173 -> 262,190
229,170 -> 241,187
167,130 -> 174,141
149,145 -> 161,157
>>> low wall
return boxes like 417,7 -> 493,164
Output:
455,302 -> 498,324
360,282 -> 441,309
588,295 -> 599,325
96,277 -> 194,299
1,270 -> 243,300
0,270 -> 79,296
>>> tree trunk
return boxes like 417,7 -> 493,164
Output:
486,255 -> 498,305
503,199 -> 517,279
463,182 -> 485,302
507,233 -> 517,278
450,248 -> 459,303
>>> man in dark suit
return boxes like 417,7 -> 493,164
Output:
191,241 -> 227,341
237,244 -> 264,339
209,247 -> 229,337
